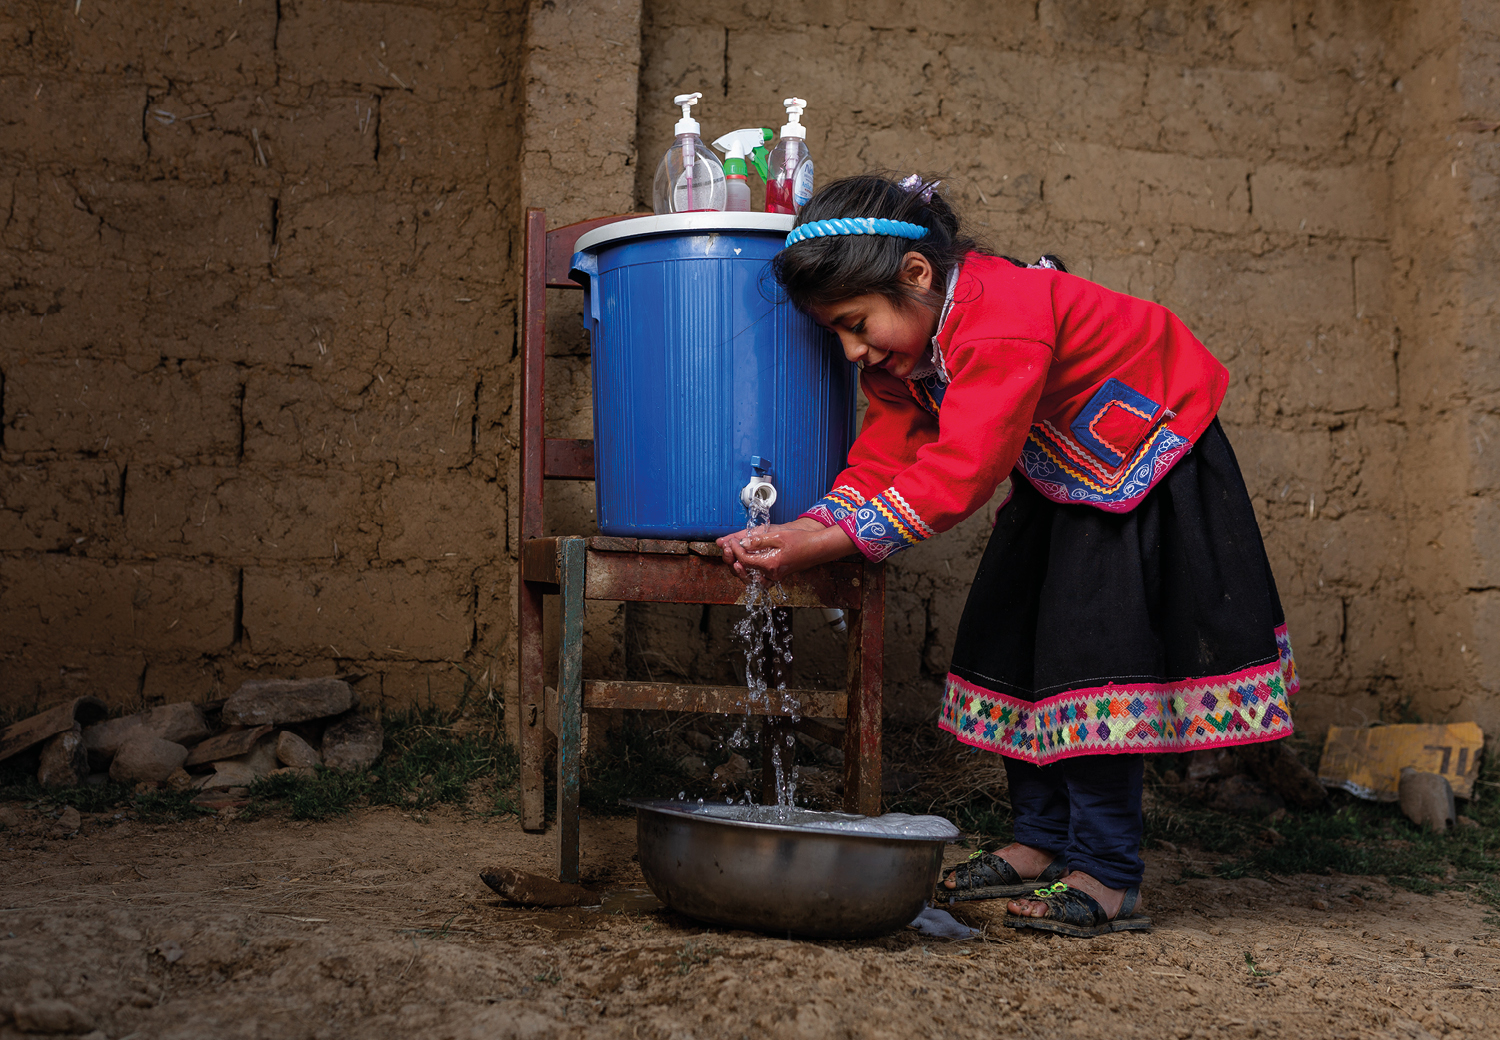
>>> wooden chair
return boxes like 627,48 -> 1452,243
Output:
518,208 -> 885,882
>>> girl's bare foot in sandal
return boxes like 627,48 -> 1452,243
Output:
944,842 -> 1054,888
1003,870 -> 1151,937
1006,870 -> 1124,918
936,843 -> 1064,902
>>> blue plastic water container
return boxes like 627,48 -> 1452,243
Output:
571,214 -> 856,540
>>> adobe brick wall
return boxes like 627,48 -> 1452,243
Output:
1,0 -> 527,712
3,0 -> 1496,744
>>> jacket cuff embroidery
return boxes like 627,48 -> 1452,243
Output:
800,485 -> 866,528
836,487 -> 935,561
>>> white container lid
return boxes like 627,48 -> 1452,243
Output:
574,212 -> 795,253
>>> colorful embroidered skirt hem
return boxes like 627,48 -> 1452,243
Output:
940,625 -> 1299,765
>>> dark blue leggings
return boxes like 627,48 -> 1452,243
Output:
1003,753 -> 1145,890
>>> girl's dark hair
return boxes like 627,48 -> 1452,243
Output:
770,174 -> 1064,312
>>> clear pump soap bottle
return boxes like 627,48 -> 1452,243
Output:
652,92 -> 727,214
766,97 -> 813,215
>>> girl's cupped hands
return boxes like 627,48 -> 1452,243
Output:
716,519 -> 856,583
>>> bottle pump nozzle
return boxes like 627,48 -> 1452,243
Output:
779,97 -> 807,139
673,92 -> 704,135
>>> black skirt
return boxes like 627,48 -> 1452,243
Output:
939,420 -> 1298,765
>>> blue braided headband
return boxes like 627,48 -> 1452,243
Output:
784,217 -> 929,248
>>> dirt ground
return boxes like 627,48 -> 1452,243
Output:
1,805 -> 1496,1040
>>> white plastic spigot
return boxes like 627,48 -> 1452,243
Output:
740,476 -> 778,511
673,92 -> 704,135
741,455 -> 778,513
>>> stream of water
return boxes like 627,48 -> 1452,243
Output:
731,497 -> 800,817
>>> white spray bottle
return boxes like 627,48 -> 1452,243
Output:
711,128 -> 773,212
766,97 -> 813,215
652,92 -> 727,214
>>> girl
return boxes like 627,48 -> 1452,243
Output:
717,174 -> 1298,938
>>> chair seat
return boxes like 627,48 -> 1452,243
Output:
522,535 -> 866,608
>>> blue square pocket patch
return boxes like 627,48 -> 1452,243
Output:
1070,378 -> 1162,467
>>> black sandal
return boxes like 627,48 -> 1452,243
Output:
937,850 -> 1066,904
1002,881 -> 1152,937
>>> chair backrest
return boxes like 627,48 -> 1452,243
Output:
519,209 -> 639,542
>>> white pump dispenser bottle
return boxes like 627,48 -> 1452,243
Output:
766,97 -> 813,214
652,93 -> 727,214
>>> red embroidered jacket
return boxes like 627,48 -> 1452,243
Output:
801,253 -> 1229,561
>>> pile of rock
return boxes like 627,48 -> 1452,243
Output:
0,678 -> 384,806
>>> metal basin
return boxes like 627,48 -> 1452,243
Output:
628,800 -> 959,939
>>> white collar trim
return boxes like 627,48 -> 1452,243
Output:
924,266 -> 960,384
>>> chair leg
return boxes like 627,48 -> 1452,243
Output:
556,536 -> 586,883
841,603 -> 862,813
518,578 -> 546,832
843,561 -> 884,815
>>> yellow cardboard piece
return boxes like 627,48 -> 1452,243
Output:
1318,722 -> 1484,801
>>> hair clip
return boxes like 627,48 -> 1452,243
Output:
898,174 -> 940,203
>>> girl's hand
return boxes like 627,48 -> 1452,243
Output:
716,518 -> 824,571
715,519 -> 856,583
